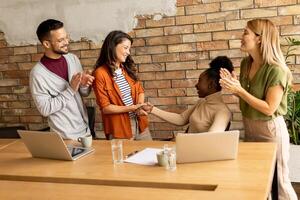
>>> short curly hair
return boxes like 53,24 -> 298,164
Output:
206,56 -> 233,91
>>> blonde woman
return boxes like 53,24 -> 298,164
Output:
220,19 -> 297,199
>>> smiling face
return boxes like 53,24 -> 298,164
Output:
195,72 -> 211,98
43,27 -> 69,55
240,26 -> 260,54
115,38 -> 131,65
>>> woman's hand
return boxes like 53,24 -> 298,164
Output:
141,102 -> 154,113
219,68 -> 242,94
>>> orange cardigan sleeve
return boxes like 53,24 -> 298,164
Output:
93,69 -> 111,109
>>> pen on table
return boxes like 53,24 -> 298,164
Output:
126,150 -> 139,158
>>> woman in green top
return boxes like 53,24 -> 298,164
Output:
219,19 -> 297,200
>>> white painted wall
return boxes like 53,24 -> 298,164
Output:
0,0 -> 176,45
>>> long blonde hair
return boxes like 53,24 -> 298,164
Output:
247,19 -> 292,84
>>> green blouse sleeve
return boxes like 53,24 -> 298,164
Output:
266,66 -> 288,91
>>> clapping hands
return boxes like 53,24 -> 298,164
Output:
219,68 -> 241,94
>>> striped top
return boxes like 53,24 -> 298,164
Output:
114,68 -> 135,118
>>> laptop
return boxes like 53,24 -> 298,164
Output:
18,130 -> 94,161
176,130 -> 239,163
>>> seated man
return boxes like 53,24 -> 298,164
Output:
30,19 -> 94,139
143,56 -> 233,133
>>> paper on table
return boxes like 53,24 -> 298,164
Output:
124,148 -> 162,165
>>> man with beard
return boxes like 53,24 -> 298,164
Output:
30,19 -> 94,140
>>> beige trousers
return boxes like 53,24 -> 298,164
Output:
243,116 -> 297,200
130,117 -> 152,141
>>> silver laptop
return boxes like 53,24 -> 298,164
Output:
18,130 -> 94,161
176,130 -> 239,163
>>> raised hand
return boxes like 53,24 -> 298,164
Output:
70,72 -> 82,92
80,70 -> 95,87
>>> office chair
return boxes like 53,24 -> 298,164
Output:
0,126 -> 26,138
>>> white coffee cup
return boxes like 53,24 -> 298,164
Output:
77,134 -> 92,148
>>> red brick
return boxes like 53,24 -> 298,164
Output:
81,58 -> 97,66
186,3 -> 220,15
3,70 -> 28,78
0,102 -> 8,108
138,72 -> 156,81
210,49 -> 244,58
166,61 -> 197,71
197,60 -> 211,69
69,42 -> 89,51
1,116 -> 20,123
182,33 -> 212,43
197,41 -> 228,51
186,69 -> 202,78
9,55 -> 31,63
31,53 -> 43,62
0,94 -> 18,102
89,41 -> 102,49
132,55 -> 152,64
226,20 -> 248,30
187,87 -> 197,96
135,28 -> 164,38
0,63 -> 18,71
134,18 -> 146,29
241,8 -> 277,19
221,0 -> 253,11
229,40 -> 242,49
179,52 -> 209,61
12,86 -> 29,94
176,15 -> 206,25
0,55 -> 8,64
146,17 -> 175,28
20,116 -> 43,123
146,35 -> 182,46
152,53 -> 180,62
19,78 -> 29,86
255,0 -> 297,7
164,25 -> 193,35
8,101 -> 31,108
0,88 -> 11,94
176,0 -> 194,6
281,25 -> 300,35
144,89 -> 158,97
0,48 -> 13,56
135,46 -> 167,55
144,80 -> 171,89
207,11 -> 239,22
81,50 -> 99,58
194,22 -> 225,33
176,7 -> 185,16
18,62 -> 35,70
158,88 -> 186,97
177,96 -> 199,105
14,46 -> 37,55
132,38 -> 145,47
2,108 -> 40,116
147,97 -> 176,105
0,79 -> 19,87
156,71 -> 185,80
0,40 -> 7,48
269,16 -> 293,26
168,43 -> 196,53
172,79 -> 198,88
0,32 -> 4,40
139,63 -> 165,72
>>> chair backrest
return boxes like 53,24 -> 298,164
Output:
86,106 -> 96,138
0,126 -> 26,138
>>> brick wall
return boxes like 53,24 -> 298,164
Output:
0,0 -> 300,139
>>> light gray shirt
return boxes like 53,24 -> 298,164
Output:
29,53 -> 90,139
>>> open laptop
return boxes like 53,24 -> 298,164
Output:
18,130 -> 94,161
176,130 -> 239,163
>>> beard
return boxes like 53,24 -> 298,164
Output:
52,44 -> 69,55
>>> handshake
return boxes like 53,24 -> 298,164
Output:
134,102 -> 154,116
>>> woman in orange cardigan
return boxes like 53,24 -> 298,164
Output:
93,30 -> 152,140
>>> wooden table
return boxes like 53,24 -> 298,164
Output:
0,139 -> 17,150
0,140 -> 276,200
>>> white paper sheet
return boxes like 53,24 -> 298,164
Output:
124,148 -> 163,165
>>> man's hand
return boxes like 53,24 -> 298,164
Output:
80,70 -> 95,87
141,102 -> 153,113
70,73 -> 82,92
